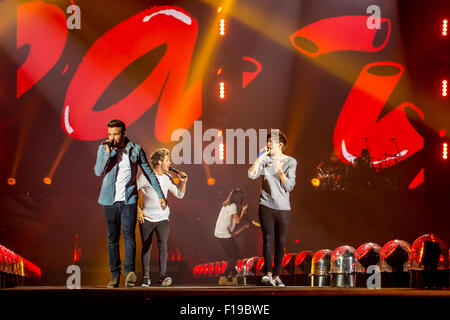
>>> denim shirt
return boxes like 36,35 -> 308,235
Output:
94,138 -> 165,206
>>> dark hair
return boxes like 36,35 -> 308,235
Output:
222,188 -> 245,213
107,119 -> 126,133
267,129 -> 287,152
150,148 -> 170,168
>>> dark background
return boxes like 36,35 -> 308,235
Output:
0,0 -> 448,285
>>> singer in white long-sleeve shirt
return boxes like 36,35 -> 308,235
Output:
137,148 -> 187,287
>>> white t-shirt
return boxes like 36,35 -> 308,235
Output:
214,203 -> 238,238
114,148 -> 131,203
137,172 -> 184,222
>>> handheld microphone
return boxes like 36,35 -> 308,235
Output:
169,166 -> 187,179
103,140 -> 114,148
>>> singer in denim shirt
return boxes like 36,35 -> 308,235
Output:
94,119 -> 166,288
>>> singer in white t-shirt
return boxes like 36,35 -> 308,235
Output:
137,148 -> 187,287
214,188 -> 248,286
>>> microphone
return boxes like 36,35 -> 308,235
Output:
103,140 -> 114,148
169,166 -> 187,179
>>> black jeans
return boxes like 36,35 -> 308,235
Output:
103,202 -> 137,278
216,237 -> 239,277
258,205 -> 290,276
139,219 -> 170,279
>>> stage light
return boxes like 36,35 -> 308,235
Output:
219,18 -> 225,36
330,245 -> 356,287
217,6 -> 223,13
219,81 -> 225,99
219,143 -> 225,160
443,142 -> 448,160
443,19 -> 448,36
439,129 -> 446,137
7,178 -> 16,186
442,80 -> 448,97
311,178 -> 320,187
218,130 -> 223,137
216,67 -> 222,75
207,177 -> 216,185
294,251 -> 314,285
380,240 -> 411,287
310,249 -> 332,287
43,177 -> 52,185
355,242 -> 381,272
410,234 -> 449,288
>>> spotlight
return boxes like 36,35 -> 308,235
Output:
380,240 -> 411,287
236,258 -> 247,278
355,243 -> 381,287
410,234 -> 449,288
294,251 -> 313,285
214,261 -> 222,277
43,177 -> 52,185
217,6 -> 223,14
442,80 -> 448,97
330,246 -> 356,287
219,81 -> 225,99
207,177 -> 216,186
219,143 -> 225,160
443,142 -> 448,160
311,178 -> 320,187
310,249 -> 332,287
244,257 -> 260,285
443,19 -> 448,36
280,253 -> 297,286
219,18 -> 225,36
7,178 -> 16,186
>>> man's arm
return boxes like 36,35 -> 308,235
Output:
138,147 -> 166,206
94,144 -> 116,177
279,159 -> 297,192
137,189 -> 145,224
248,153 -> 267,179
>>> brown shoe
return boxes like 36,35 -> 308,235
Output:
231,277 -> 238,285
106,276 -> 120,288
218,276 -> 232,286
125,272 -> 137,287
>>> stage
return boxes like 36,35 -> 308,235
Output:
1,286 -> 449,317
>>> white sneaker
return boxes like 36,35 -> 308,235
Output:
274,278 -> 285,287
261,275 -> 276,286
141,278 -> 151,287
161,276 -> 172,287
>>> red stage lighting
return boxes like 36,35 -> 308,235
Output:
443,142 -> 448,160
443,19 -> 448,36
439,129 -> 446,137
7,178 -> 16,186
43,177 -> 52,185
442,80 -> 448,97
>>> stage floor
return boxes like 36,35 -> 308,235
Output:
2,286 -> 449,317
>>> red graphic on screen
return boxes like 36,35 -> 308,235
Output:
290,15 -> 391,58
290,16 -> 424,186
17,1 -> 68,98
408,168 -> 424,189
242,56 -> 262,88
62,6 -> 201,142
333,62 -> 423,167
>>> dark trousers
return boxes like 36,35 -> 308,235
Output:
103,202 -> 137,278
139,219 -> 169,279
258,204 -> 290,276
216,237 -> 239,277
